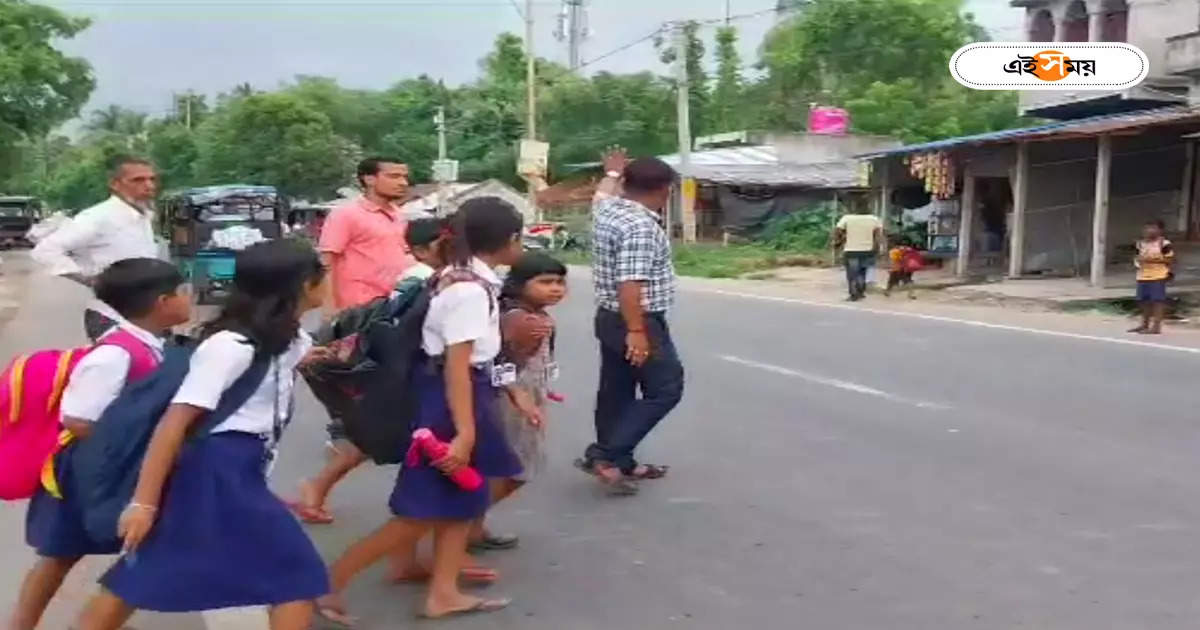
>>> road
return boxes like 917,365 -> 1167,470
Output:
3,252 -> 1200,629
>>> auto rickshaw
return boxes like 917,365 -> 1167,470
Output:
0,196 -> 43,248
286,201 -> 334,243
160,185 -> 285,305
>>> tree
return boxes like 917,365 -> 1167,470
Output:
194,92 -> 357,200
656,20 -> 710,140
0,1 -> 94,147
759,0 -> 1019,139
146,121 -> 198,190
710,26 -> 745,133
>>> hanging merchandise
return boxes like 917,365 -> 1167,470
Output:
905,151 -> 957,200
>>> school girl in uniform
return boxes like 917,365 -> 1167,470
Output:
9,258 -> 191,630
76,239 -> 332,630
317,197 -> 525,625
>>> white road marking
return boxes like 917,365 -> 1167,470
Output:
696,289 -> 1200,356
718,354 -> 951,410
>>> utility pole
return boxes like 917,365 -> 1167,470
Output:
434,106 -> 448,213
525,0 -> 540,222
674,21 -> 696,242
185,93 -> 192,130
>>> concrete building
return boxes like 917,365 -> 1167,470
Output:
1011,0 -> 1198,118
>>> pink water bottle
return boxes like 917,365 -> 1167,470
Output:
407,429 -> 484,491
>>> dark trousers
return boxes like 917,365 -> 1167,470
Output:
83,308 -> 117,343
843,251 -> 874,299
586,309 -> 685,472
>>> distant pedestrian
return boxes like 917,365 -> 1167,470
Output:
76,240 -> 331,630
579,149 -> 683,495
885,238 -> 922,300
834,208 -> 883,301
32,155 -> 161,342
1130,219 -> 1174,335
295,157 -> 415,524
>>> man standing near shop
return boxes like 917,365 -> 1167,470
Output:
834,207 -> 884,301
32,155 -> 161,341
580,149 -> 684,495
296,156 -> 414,523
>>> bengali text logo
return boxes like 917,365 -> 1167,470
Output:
950,42 -> 1148,91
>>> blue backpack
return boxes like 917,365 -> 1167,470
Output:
71,342 -> 270,543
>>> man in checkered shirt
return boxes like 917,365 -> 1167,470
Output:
578,150 -> 684,495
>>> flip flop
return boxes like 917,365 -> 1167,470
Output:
286,500 -> 334,525
315,602 -> 358,628
419,597 -> 512,619
390,566 -> 499,585
468,533 -> 520,552
592,462 -> 639,496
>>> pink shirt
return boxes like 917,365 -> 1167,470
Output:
319,196 -> 413,309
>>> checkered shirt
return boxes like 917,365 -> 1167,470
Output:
591,196 -> 676,313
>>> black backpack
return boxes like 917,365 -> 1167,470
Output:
301,270 -> 491,464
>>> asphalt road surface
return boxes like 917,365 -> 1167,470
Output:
3,252 -> 1200,629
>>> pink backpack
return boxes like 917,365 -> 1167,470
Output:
0,330 -> 158,501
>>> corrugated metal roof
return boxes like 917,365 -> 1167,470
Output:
857,106 -> 1200,160
660,145 -> 779,167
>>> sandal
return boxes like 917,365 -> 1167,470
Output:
592,462 -> 639,496
419,597 -> 512,619
625,463 -> 669,480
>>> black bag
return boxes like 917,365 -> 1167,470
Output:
301,271 -> 490,464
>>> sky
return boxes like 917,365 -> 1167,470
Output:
43,0 -> 1024,116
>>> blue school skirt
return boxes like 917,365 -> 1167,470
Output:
389,362 -> 522,521
100,433 -> 329,612
26,443 -> 122,558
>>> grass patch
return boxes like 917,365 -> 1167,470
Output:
554,244 -> 827,278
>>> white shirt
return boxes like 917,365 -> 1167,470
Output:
60,322 -> 166,422
32,195 -> 158,278
421,258 -> 501,365
399,262 -> 435,282
172,330 -> 312,435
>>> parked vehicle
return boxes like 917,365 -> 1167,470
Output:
0,196 -> 43,248
160,185 -> 285,305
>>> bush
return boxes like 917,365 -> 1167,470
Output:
757,204 -> 838,253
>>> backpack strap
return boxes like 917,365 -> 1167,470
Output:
97,329 -> 160,381
193,354 -> 272,437
432,267 -> 496,314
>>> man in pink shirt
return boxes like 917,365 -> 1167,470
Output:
319,157 -> 415,311
299,157 -> 415,526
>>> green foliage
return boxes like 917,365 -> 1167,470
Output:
0,1 -> 93,145
711,26 -> 745,134
758,205 -> 838,253
194,92 -> 357,200
760,0 -> 1022,139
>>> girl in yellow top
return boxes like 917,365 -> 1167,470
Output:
1131,220 -> 1174,335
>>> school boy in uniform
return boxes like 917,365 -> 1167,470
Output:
9,258 -> 190,630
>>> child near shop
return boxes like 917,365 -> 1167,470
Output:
317,197 -> 525,624
1131,219 -> 1174,335
76,240 -> 332,630
885,239 -> 922,300
9,258 -> 191,630
468,253 -> 567,553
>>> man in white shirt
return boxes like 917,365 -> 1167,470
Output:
32,156 -> 161,341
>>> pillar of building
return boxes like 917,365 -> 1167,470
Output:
1090,135 -> 1113,287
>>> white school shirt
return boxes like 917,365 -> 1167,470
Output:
421,258 -> 502,366
171,330 -> 312,435
60,322 -> 166,422
399,262 -> 435,282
